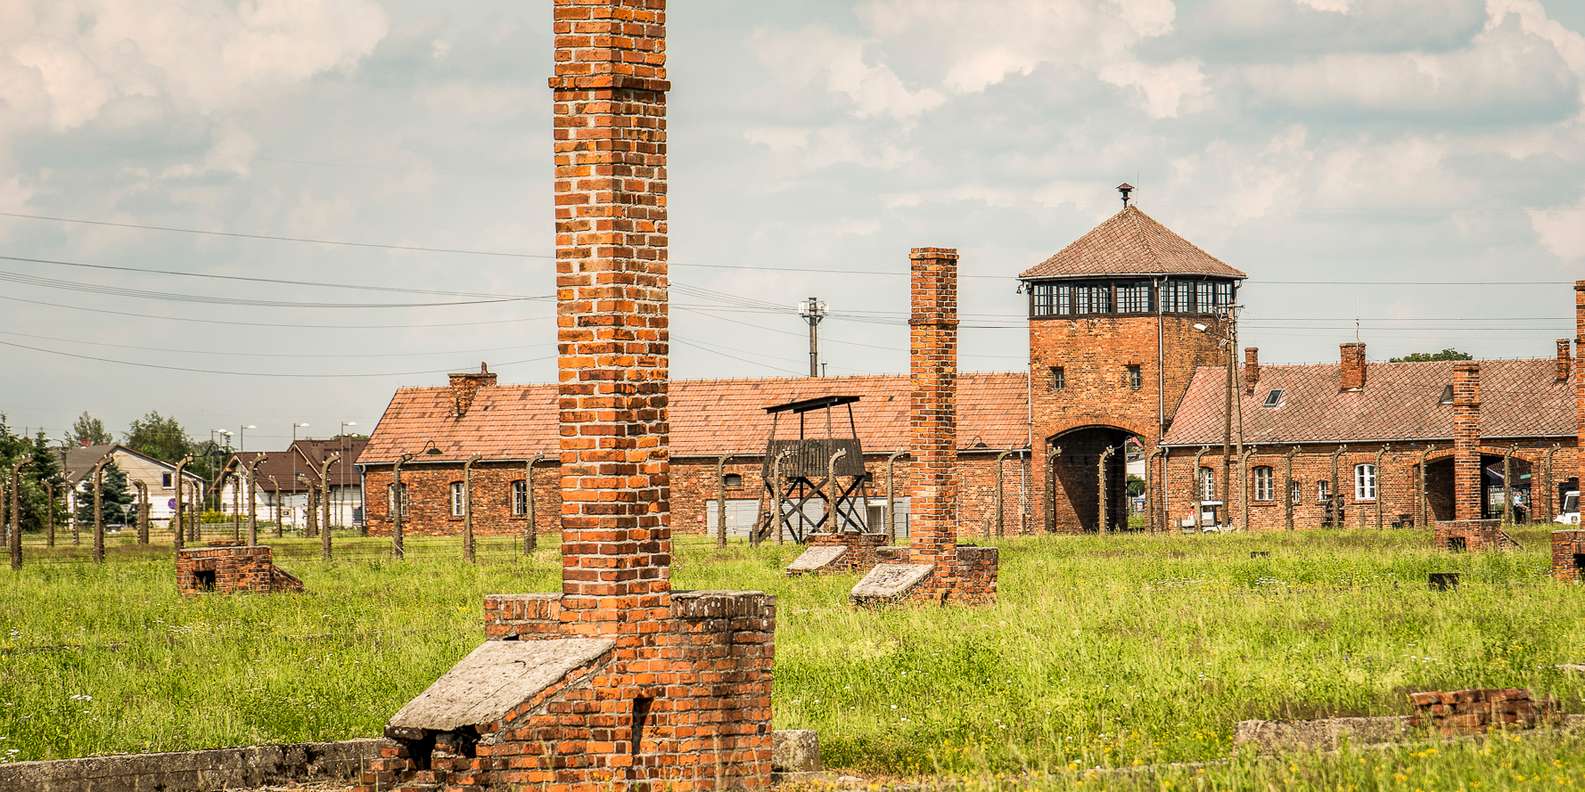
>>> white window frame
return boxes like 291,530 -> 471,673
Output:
1252,466 -> 1274,502
1316,480 -> 1331,503
510,480 -> 528,517
1354,463 -> 1377,502
387,483 -> 408,517
450,481 -> 466,518
1198,468 -> 1216,501
1289,479 -> 1303,506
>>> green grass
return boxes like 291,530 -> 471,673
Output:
4,526 -> 1585,785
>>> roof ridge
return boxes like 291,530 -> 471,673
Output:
1125,205 -> 1161,268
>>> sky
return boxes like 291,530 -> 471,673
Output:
0,0 -> 1582,447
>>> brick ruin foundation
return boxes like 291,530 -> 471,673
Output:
175,544 -> 303,595
1552,530 -> 1585,581
1409,689 -> 1558,735
787,530 -> 888,575
850,249 -> 999,606
1433,519 -> 1512,552
359,2 -> 775,789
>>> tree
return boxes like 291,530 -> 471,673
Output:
75,462 -> 134,526
125,411 -> 192,463
1389,349 -> 1473,363
26,431 -> 67,533
70,412 -> 112,446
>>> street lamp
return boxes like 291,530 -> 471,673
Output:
290,422 -> 310,532
239,424 -> 256,452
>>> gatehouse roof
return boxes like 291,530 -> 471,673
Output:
1019,206 -> 1247,282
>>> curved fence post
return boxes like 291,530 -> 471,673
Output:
1097,445 -> 1116,535
884,450 -> 907,542
172,455 -> 192,551
462,454 -> 482,563
524,454 -> 546,554
318,453 -> 341,561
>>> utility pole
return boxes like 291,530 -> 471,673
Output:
798,296 -> 827,377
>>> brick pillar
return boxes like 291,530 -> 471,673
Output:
1453,361 -> 1482,522
552,0 -> 672,640
1576,282 -> 1584,490
909,247 -> 959,574
1340,343 -> 1366,391
1557,338 -> 1571,383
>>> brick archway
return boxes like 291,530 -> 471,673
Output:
1046,425 -> 1140,533
1421,451 -> 1536,522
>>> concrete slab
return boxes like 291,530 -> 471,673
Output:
850,563 -> 932,606
388,638 -> 613,734
787,545 -> 846,575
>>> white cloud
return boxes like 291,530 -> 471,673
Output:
744,124 -> 916,171
1098,59 -> 1209,119
750,27 -> 945,121
1295,0 -> 1354,14
1528,204 -> 1585,259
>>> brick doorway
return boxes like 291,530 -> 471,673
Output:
1046,425 -> 1138,533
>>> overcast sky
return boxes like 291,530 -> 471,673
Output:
1,0 -> 1582,446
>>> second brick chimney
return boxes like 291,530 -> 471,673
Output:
448,362 -> 497,419
1243,347 -> 1260,394
1340,343 -> 1366,391
1560,338 -> 1573,384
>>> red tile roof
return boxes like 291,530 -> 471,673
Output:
1161,358 -> 1576,447
358,373 -> 1032,465
1019,206 -> 1247,281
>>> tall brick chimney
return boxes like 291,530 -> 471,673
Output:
1452,361 -> 1482,522
1243,347 -> 1260,394
448,362 -> 497,418
552,0 -> 672,639
1576,281 -> 1585,490
1340,343 -> 1366,391
909,247 -> 959,578
1559,339 -> 1573,383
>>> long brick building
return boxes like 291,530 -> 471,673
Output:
358,201 -> 1583,538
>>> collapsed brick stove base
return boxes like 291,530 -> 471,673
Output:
1553,530 -> 1585,581
1433,519 -> 1513,552
786,532 -> 889,575
360,590 -> 776,791
1409,689 -> 1558,736
850,544 -> 998,607
176,544 -> 303,595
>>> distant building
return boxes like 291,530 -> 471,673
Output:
62,444 -> 205,527
220,437 -> 368,529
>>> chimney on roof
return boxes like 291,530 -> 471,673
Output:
1117,182 -> 1134,208
1339,342 -> 1366,391
1242,347 -> 1260,394
447,362 -> 497,419
1558,338 -> 1572,383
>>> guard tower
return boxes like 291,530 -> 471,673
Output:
1022,186 -> 1246,534
758,395 -> 874,543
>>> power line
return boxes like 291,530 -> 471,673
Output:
0,329 -> 549,360
0,294 -> 555,330
0,338 -> 557,378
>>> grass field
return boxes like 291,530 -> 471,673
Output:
4,526 -> 1585,786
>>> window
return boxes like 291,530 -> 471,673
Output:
1262,389 -> 1284,408
1117,281 -> 1151,314
1354,463 -> 1377,501
511,480 -> 528,517
1126,365 -> 1142,390
1196,281 -> 1215,314
1289,480 -> 1303,505
161,472 -> 173,488
1199,468 -> 1217,501
722,473 -> 744,489
1050,366 -> 1066,391
1213,281 -> 1233,309
387,483 -> 408,517
450,481 -> 465,517
1253,466 -> 1274,502
1439,384 -> 1454,404
1316,480 -> 1331,503
1031,283 -> 1073,317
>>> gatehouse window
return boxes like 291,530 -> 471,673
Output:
1354,463 -> 1377,501
1252,466 -> 1274,502
1050,366 -> 1066,391
1030,277 -> 1231,318
1126,365 -> 1143,390
449,481 -> 465,517
1117,282 -> 1151,314
511,480 -> 528,516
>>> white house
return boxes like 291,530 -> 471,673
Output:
62,444 -> 205,528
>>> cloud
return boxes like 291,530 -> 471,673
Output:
744,124 -> 917,171
750,26 -> 945,121
1528,204 -> 1585,259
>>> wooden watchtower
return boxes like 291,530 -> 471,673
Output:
756,395 -> 873,543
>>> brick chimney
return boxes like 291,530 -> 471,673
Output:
552,0 -> 672,639
1577,282 -> 1585,490
1452,361 -> 1482,522
447,362 -> 497,419
1340,343 -> 1366,391
1558,339 -> 1572,383
909,247 -> 959,579
1243,347 -> 1260,394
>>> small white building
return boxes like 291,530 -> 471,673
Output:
218,437 -> 367,529
62,444 -> 206,528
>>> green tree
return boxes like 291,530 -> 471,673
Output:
75,462 -> 135,527
27,432 -> 67,533
1389,349 -> 1473,363
124,411 -> 192,463
70,411 -> 113,446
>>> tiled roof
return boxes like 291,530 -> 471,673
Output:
1019,206 -> 1247,281
1160,358 -> 1576,447
230,437 -> 367,491
358,372 -> 1031,465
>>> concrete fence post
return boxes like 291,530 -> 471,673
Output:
524,454 -> 545,554
391,453 -> 413,561
1544,444 -> 1561,523
1329,445 -> 1347,529
994,449 -> 1015,537
1375,445 -> 1390,530
8,460 -> 24,570
132,480 -> 149,545
1192,446 -> 1209,531
825,447 -> 847,535
1502,444 -> 1517,526
1144,448 -> 1163,534
267,476 -> 282,537
714,455 -> 731,548
44,480 -> 55,548
91,453 -> 112,564
884,450 -> 906,542
229,462 -> 242,542
1097,445 -> 1116,535
172,455 -> 192,551
1283,447 -> 1298,531
319,453 -> 340,562
247,454 -> 265,546
1240,445 -> 1255,532
1046,445 -> 1062,534
462,454 -> 482,563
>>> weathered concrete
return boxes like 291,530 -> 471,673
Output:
386,638 -> 613,736
1235,716 -> 1412,752
772,729 -> 821,774
786,545 -> 847,575
0,740 -> 377,792
851,563 -> 933,606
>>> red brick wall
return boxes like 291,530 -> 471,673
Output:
1552,529 -> 1585,581
1028,310 -> 1224,533
176,545 -> 302,595
362,462 -> 559,539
